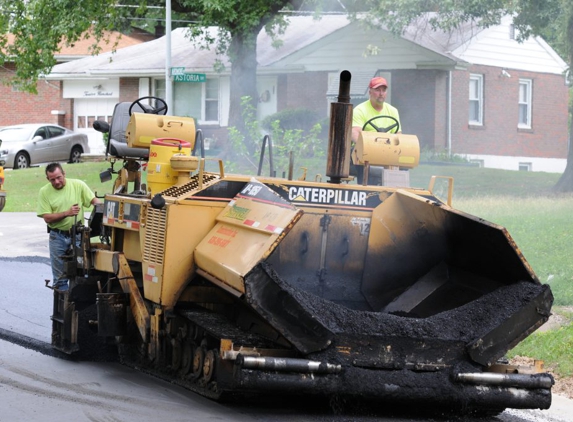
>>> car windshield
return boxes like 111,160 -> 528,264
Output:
0,127 -> 34,142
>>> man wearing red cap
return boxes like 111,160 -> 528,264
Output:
351,76 -> 401,143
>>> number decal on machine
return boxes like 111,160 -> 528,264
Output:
351,217 -> 371,236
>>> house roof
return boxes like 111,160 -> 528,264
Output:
401,16 -> 480,61
56,27 -> 156,59
449,15 -> 567,74
49,27 -> 229,77
49,16 -> 351,78
6,27 -> 156,62
47,14 -> 567,79
256,15 -> 351,66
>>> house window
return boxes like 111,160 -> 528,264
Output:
155,79 -> 166,100
519,162 -> 532,171
518,79 -> 532,128
204,78 -> 219,122
469,74 -> 483,125
164,78 -> 220,124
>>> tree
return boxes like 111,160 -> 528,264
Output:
518,1 -> 573,192
0,0 -> 121,90
0,0 -> 313,139
172,0 -> 296,145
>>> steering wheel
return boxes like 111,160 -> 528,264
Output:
362,115 -> 400,133
129,96 -> 168,116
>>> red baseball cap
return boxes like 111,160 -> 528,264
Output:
369,77 -> 388,89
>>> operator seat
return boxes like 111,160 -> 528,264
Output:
350,164 -> 384,186
107,102 -> 151,159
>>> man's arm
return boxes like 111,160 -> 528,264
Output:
42,197 -> 100,224
351,126 -> 362,143
42,204 -> 79,224
352,104 -> 366,143
390,107 -> 402,133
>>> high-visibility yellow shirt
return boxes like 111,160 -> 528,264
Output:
37,179 -> 95,231
352,100 -> 401,133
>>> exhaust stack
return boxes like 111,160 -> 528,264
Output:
326,70 -> 352,184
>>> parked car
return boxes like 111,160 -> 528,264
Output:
0,124 -> 90,169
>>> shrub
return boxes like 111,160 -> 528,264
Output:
227,98 -> 326,175
419,147 -> 470,163
261,108 -> 321,133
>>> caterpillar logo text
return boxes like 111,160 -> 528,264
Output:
288,186 -> 367,207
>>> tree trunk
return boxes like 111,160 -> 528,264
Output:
227,31 -> 259,154
554,124 -> 573,192
553,9 -> 573,193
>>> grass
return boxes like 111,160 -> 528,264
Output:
2,159 -> 573,376
510,324 -> 573,377
453,196 -> 573,306
1,161 -> 113,212
410,163 -> 562,198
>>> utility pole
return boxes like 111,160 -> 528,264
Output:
165,0 -> 172,114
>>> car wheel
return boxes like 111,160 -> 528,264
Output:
69,146 -> 83,163
14,152 -> 30,169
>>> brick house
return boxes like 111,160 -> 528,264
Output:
46,15 -> 569,172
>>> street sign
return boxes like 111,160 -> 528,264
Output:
173,73 -> 206,83
170,67 -> 185,76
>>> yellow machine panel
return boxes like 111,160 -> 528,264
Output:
102,197 -> 145,261
147,139 -> 192,194
195,180 -> 302,294
126,112 -> 196,149
141,202 -> 224,308
355,132 -> 420,168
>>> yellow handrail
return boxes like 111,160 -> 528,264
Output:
428,175 -> 454,206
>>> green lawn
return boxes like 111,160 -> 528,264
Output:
411,164 -> 573,308
1,161 -> 113,212
3,159 -> 572,375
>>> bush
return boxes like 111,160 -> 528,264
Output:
261,108 -> 321,133
226,98 -> 326,175
419,147 -> 471,164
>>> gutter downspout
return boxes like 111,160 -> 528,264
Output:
165,0 -> 173,115
447,70 -> 452,156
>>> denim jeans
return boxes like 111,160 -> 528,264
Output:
49,231 -> 79,290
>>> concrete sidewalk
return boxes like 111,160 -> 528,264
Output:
0,212 -> 49,258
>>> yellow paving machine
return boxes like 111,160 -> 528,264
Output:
51,73 -> 553,415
